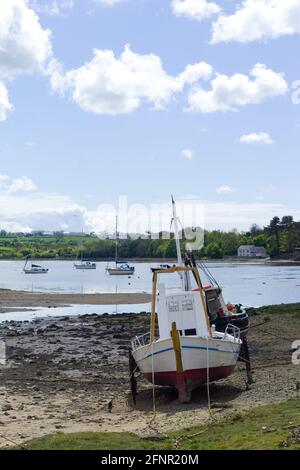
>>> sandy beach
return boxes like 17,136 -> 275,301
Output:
0,289 -> 151,314
0,306 -> 299,447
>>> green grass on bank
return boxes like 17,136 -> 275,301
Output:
9,398 -> 300,450
248,303 -> 300,319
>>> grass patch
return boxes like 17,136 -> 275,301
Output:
247,303 -> 300,319
9,398 -> 300,451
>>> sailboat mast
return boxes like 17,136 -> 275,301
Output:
115,215 -> 118,267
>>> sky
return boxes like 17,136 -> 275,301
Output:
0,0 -> 300,234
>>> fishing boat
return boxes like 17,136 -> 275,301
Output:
23,258 -> 48,274
106,216 -> 135,276
74,260 -> 96,270
130,197 -> 242,403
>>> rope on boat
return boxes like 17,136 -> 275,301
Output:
206,335 -> 212,417
197,262 -> 220,289
151,340 -> 156,421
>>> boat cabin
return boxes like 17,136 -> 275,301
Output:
156,283 -> 210,340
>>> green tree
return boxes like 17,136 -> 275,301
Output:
206,242 -> 224,259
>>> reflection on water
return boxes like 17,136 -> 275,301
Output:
0,260 -> 299,311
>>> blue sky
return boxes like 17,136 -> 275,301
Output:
0,0 -> 299,233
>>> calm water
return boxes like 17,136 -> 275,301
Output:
0,260 -> 299,321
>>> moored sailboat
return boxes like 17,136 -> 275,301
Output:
106,216 -> 135,276
23,258 -> 48,274
74,260 -> 96,270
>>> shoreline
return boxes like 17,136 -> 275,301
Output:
0,288 -> 151,314
0,257 -> 299,266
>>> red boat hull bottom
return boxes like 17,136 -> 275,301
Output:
144,365 -> 236,403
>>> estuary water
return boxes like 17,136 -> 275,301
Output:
0,260 -> 299,321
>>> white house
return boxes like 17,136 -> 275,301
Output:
238,245 -> 267,258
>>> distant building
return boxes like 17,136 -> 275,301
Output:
238,245 -> 267,258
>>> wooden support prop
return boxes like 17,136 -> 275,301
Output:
241,337 -> 254,386
128,349 -> 137,405
171,322 -> 190,402
171,322 -> 183,373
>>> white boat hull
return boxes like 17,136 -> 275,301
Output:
132,335 -> 240,401
23,269 -> 48,274
74,264 -> 96,270
106,268 -> 134,275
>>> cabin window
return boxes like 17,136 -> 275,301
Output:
182,299 -> 193,311
168,300 -> 179,312
184,328 -> 197,336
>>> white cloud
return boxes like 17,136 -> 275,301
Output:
0,181 -> 299,233
240,132 -> 273,145
93,0 -> 125,6
182,148 -> 195,159
30,0 -> 74,16
0,175 -> 37,193
211,0 -> 300,44
203,201 -> 300,230
0,192 -> 86,233
216,185 -> 236,194
0,0 -> 53,121
49,45 -> 212,115
187,63 -> 288,113
178,62 -> 213,84
25,141 -> 37,147
9,176 -> 37,193
0,83 -> 13,121
171,0 -> 221,21
0,0 -> 52,79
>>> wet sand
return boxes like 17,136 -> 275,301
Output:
0,307 -> 299,447
0,289 -> 151,314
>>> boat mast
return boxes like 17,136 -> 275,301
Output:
115,215 -> 118,267
171,195 -> 183,266
171,196 -> 189,290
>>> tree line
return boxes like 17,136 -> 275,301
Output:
0,215 -> 299,260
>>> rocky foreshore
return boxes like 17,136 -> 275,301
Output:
0,307 -> 299,447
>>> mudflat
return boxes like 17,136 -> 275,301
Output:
0,305 -> 299,447
0,289 -> 151,313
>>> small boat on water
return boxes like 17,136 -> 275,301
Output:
130,197 -> 242,403
106,261 -> 135,276
74,260 -> 96,270
151,263 -> 172,272
106,216 -> 135,276
23,259 -> 48,274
